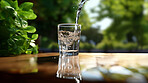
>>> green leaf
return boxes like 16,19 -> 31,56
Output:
7,38 -> 15,46
15,18 -> 28,28
30,42 -> 36,47
24,26 -> 36,33
22,34 -> 29,39
25,49 -> 32,54
4,6 -> 17,17
18,10 -> 37,20
11,0 -> 19,10
19,2 -> 33,11
14,36 -> 25,46
0,0 -> 10,8
32,46 -> 38,54
32,34 -> 38,40
2,0 -> 19,9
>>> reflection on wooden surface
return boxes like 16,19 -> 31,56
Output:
80,53 -> 148,83
57,55 -> 82,82
0,53 -> 148,83
0,54 -> 38,74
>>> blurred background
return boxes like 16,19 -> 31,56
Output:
18,0 -> 148,53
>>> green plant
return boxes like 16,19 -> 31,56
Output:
0,0 -> 38,56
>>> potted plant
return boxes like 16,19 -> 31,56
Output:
0,0 -> 38,56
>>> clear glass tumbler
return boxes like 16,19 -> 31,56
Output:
58,23 -> 81,56
57,23 -> 82,81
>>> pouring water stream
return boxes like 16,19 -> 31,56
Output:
75,0 -> 88,30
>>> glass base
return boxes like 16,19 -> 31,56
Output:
56,73 -> 82,80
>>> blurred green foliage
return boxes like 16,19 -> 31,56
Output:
95,0 -> 148,51
16,0 -> 148,52
18,0 -> 91,51
80,42 -> 95,50
82,27 -> 103,44
0,0 -> 38,56
48,42 -> 58,50
96,41 -> 137,51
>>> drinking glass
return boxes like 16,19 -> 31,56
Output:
57,23 -> 82,81
58,23 -> 81,56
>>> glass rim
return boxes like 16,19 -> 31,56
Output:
58,23 -> 81,27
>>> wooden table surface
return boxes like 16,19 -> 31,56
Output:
0,53 -> 148,83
